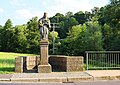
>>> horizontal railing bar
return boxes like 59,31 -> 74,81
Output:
88,67 -> 120,68
85,51 -> 120,53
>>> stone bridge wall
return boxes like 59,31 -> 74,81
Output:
15,56 -> 40,73
15,55 -> 84,73
49,55 -> 84,72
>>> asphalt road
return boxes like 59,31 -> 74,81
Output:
0,81 -> 120,85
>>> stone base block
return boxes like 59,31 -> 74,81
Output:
49,55 -> 84,72
38,64 -> 51,73
15,57 -> 23,73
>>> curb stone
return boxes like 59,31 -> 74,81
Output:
39,77 -> 67,83
0,78 -> 11,81
93,75 -> 120,81
0,74 -> 13,82
10,78 -> 38,82
67,76 -> 93,82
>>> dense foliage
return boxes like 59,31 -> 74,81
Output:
0,0 -> 120,55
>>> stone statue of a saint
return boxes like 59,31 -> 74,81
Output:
38,12 -> 51,40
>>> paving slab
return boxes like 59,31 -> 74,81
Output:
11,72 -> 91,83
64,72 -> 93,82
85,70 -> 120,81
1,70 -> 120,83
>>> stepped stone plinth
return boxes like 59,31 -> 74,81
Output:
38,40 -> 51,73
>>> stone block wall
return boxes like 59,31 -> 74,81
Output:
15,56 -> 24,73
66,57 -> 84,71
49,55 -> 84,72
15,56 -> 40,73
15,55 -> 84,73
26,56 -> 40,70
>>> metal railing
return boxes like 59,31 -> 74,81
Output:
86,51 -> 120,70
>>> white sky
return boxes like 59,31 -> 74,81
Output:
0,0 -> 110,26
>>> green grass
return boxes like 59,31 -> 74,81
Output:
0,52 -> 36,74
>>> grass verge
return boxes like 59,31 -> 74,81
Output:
0,52 -> 36,74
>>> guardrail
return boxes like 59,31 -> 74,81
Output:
86,51 -> 120,70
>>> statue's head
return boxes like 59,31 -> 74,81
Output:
43,12 -> 48,18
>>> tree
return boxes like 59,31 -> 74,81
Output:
84,17 -> 103,51
109,37 -> 120,50
49,31 -> 59,54
64,17 -> 79,37
58,21 -> 65,38
50,13 -> 65,23
99,1 -> 120,28
50,13 -> 66,39
91,7 -> 100,15
110,0 -> 120,4
102,24 -> 112,50
59,25 -> 83,55
0,0 -> 120,53
65,11 -> 73,19
85,11 -> 92,22
1,19 -> 14,51
98,0 -> 120,50
12,25 -> 27,52
26,17 -> 40,53
0,25 -> 3,50
49,31 -> 59,45
74,11 -> 86,24
59,17 -> 103,55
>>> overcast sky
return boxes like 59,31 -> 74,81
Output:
0,0 -> 110,26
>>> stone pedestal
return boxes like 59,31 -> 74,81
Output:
38,64 -> 51,73
38,40 -> 51,73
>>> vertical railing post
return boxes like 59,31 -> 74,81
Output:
117,52 -> 119,67
86,52 -> 88,70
